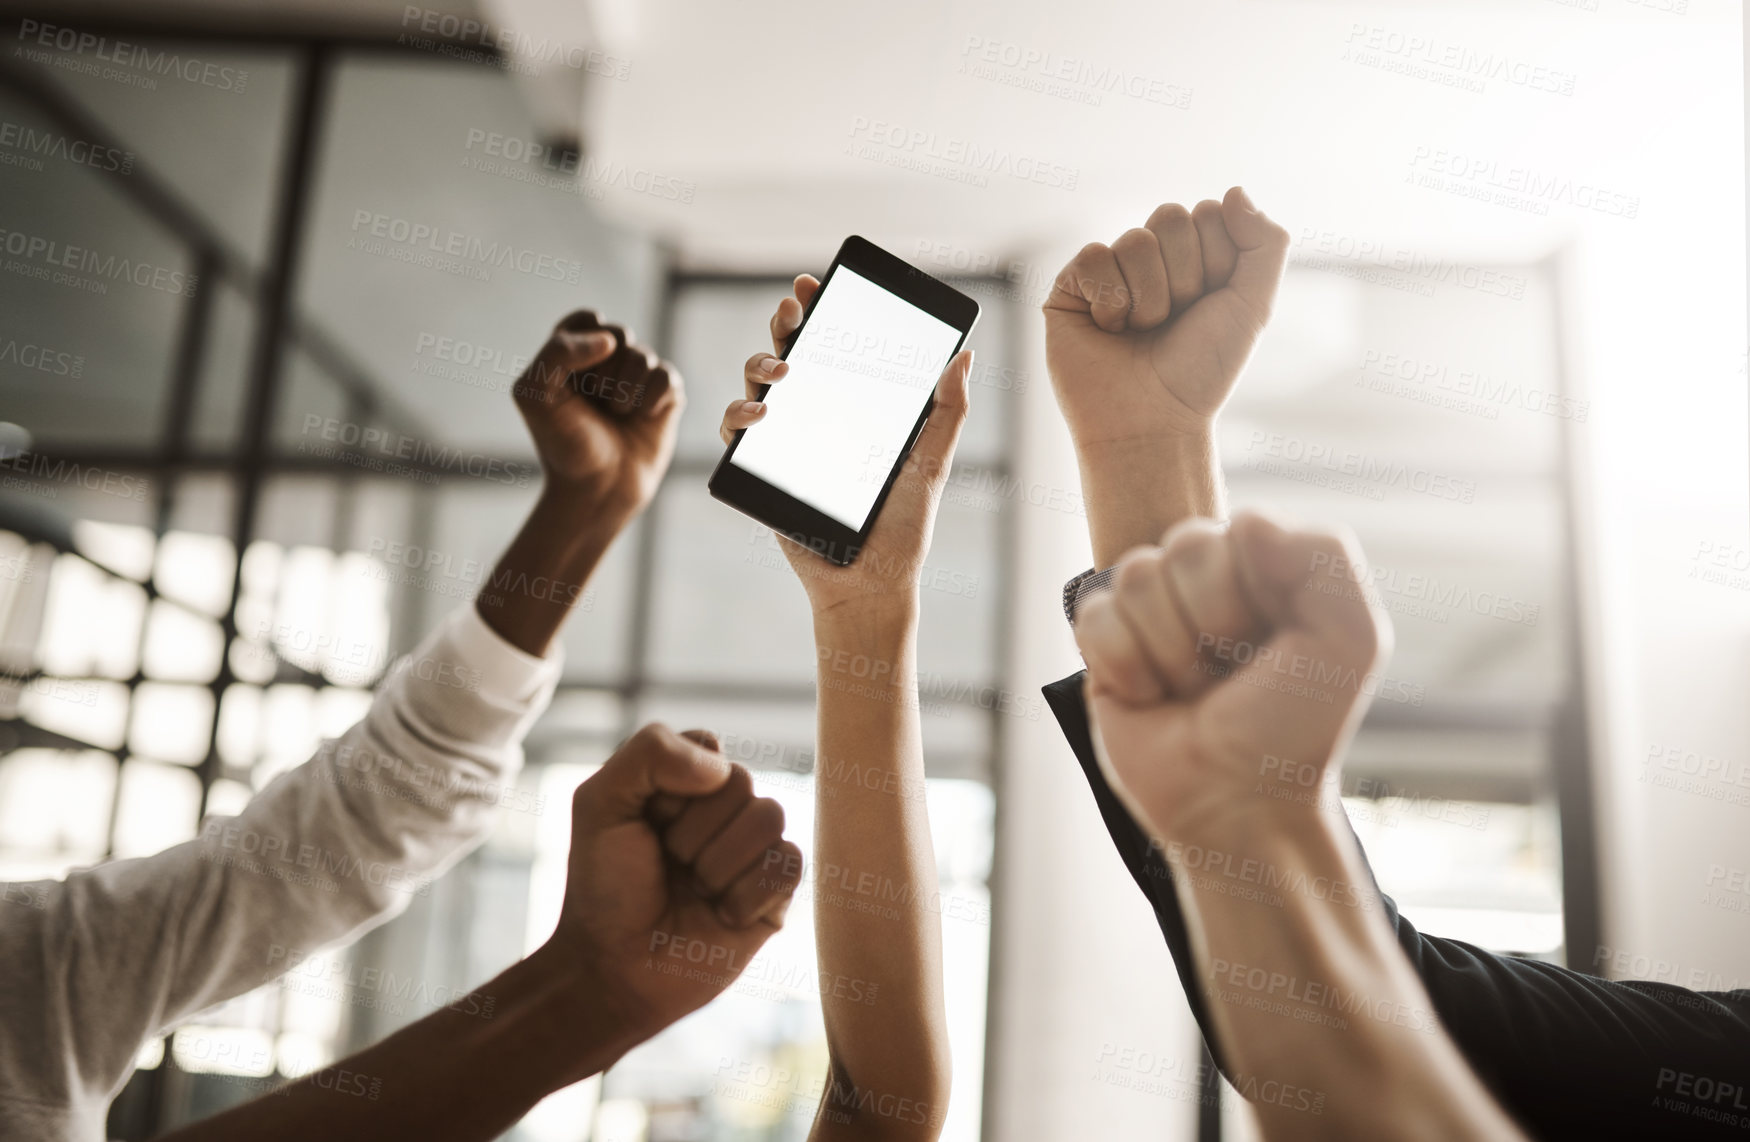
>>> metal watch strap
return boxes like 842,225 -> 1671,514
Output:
1061,566 -> 1117,627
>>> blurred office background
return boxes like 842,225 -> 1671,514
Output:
0,0 -> 1742,1139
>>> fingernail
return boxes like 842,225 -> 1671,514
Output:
742,401 -> 765,414
759,356 -> 780,374
1233,186 -> 1258,213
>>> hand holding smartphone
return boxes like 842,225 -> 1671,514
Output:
710,236 -> 979,566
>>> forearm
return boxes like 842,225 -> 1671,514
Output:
1078,431 -> 1224,569
158,944 -> 638,1142
809,601 -> 950,1137
1169,810 -> 1526,1142
474,485 -> 630,658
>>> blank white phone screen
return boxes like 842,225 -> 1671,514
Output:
732,266 -> 963,531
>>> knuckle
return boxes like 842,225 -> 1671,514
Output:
1148,202 -> 1193,229
1113,550 -> 1162,598
1114,227 -> 1154,251
751,797 -> 786,834
1163,520 -> 1222,563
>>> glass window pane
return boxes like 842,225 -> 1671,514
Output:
254,684 -> 318,787
11,42 -> 293,266
128,682 -> 215,765
71,520 -> 155,581
293,55 -> 660,459
669,283 -> 785,463
943,279 -> 1016,469
36,554 -> 144,679
524,690 -> 623,756
204,778 -> 254,821
112,760 -> 202,858
255,477 -> 339,551
0,749 -> 116,858
155,531 -> 237,617
647,481 -> 816,686
553,520 -> 639,685
165,473 -> 235,536
1350,799 -> 1562,956
215,683 -> 261,770
188,281 -> 257,454
142,600 -> 225,682
21,679 -> 129,752
915,496 -> 999,689
0,92 -> 185,453
232,539 -> 282,683
266,544 -> 391,685
315,687 -> 372,739
170,1025 -> 275,1078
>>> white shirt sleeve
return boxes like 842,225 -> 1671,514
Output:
0,604 -> 561,1130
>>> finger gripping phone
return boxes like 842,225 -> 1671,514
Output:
709,235 -> 980,566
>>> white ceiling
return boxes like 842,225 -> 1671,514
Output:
547,0 -> 1740,269
26,0 -> 1741,271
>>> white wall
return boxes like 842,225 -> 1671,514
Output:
1566,19 -> 1749,987
983,250 -> 1202,1141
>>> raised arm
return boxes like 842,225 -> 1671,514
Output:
0,311 -> 683,1130
1074,514 -> 1527,1141
477,309 -> 683,656
716,277 -> 970,1139
156,725 -> 803,1142
1042,188 -> 1290,566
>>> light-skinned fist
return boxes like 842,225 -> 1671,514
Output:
1043,188 -> 1290,448
1074,512 -> 1392,842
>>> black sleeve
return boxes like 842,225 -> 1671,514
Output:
1044,670 -> 1750,1141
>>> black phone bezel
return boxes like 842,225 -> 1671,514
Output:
707,234 -> 981,566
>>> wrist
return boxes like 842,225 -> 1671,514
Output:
812,595 -> 919,646
1167,797 -> 1334,851
1160,800 -> 1381,912
1076,430 -> 1223,568
536,479 -> 640,536
520,941 -> 648,1084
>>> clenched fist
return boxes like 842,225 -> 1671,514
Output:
1045,187 -> 1289,441
513,310 -> 684,519
547,724 -> 801,1056
1045,189 -> 1291,567
1074,512 -> 1391,842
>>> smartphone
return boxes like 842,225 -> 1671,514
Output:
709,235 -> 980,565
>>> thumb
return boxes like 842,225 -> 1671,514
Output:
572,723 -> 731,834
517,328 -> 617,411
561,329 -> 618,369
1218,187 -> 1291,324
905,349 -> 973,488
